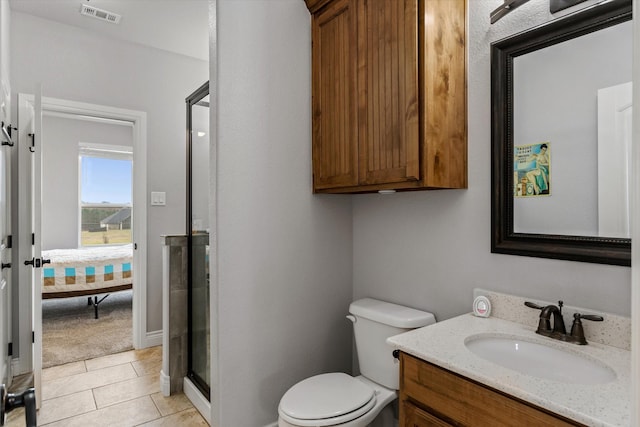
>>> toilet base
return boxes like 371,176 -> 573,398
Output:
368,404 -> 395,427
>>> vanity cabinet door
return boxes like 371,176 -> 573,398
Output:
402,401 -> 453,427
310,0 -> 359,190
399,353 -> 585,427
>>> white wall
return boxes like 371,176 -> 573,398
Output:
11,11 -> 208,339
41,115 -> 133,251
513,21 -> 632,235
352,0 -> 632,322
214,1 -> 353,425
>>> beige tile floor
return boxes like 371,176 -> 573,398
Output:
6,346 -> 207,427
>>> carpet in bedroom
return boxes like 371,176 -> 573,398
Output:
42,290 -> 133,368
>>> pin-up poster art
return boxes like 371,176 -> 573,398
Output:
514,142 -> 550,198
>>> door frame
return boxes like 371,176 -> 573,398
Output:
15,94 -> 147,375
631,0 -> 639,422
597,82 -> 632,237
0,127 -> 11,387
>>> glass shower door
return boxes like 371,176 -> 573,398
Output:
187,82 -> 210,399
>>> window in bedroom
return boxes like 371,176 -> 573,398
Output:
79,144 -> 133,247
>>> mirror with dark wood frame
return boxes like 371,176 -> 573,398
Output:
491,0 -> 632,266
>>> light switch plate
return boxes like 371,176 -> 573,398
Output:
151,191 -> 166,206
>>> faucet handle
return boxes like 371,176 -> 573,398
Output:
524,301 -> 544,310
570,313 -> 603,345
575,313 -> 603,322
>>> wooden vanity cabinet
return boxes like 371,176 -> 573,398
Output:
305,0 -> 467,193
399,352 -> 586,427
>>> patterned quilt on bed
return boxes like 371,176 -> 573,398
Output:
41,244 -> 133,294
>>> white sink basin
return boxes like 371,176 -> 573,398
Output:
464,334 -> 616,385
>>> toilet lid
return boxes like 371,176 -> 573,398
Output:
279,373 -> 375,424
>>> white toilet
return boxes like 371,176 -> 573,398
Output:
278,298 -> 435,427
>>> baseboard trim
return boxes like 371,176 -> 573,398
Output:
160,370 -> 171,397
4,357 -> 13,387
184,377 -> 211,425
142,330 -> 162,348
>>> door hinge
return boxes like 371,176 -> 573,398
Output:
28,133 -> 35,153
32,233 -> 35,245
1,122 -> 15,147
134,243 -> 137,250
6,235 -> 11,249
32,331 -> 34,343
8,342 -> 12,356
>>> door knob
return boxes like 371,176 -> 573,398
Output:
24,258 -> 49,268
0,385 -> 36,427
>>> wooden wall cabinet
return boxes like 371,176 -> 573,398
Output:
305,0 -> 467,193
399,352 -> 585,427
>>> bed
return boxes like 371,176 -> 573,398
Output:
41,244 -> 133,319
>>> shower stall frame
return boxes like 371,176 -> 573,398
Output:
186,81 -> 210,401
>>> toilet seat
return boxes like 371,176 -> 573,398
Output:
278,373 -> 376,427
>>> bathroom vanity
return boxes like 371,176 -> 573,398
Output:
388,309 -> 631,427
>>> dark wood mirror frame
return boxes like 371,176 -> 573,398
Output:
491,0 -> 632,266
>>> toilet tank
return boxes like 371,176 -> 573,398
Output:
349,298 -> 435,390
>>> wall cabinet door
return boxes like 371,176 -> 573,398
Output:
420,0 -> 467,189
311,0 -> 359,190
357,0 -> 420,186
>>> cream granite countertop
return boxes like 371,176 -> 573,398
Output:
387,314 -> 631,427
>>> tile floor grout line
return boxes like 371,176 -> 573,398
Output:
38,403 -> 97,427
148,386 -> 162,414
41,370 -> 139,403
37,388 -> 97,427
44,355 -> 159,395
44,359 -> 136,382
91,382 -> 99,413
136,392 -> 164,426
92,372 -> 161,410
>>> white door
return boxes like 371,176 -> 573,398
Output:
16,88 -> 43,407
31,85 -> 43,408
597,82 -> 633,238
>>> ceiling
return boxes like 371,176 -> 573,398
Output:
9,0 -> 209,61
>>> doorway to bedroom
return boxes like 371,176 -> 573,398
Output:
40,113 -> 136,369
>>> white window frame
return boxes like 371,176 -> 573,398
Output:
78,142 -> 133,248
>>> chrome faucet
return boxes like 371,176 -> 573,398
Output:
524,300 -> 603,345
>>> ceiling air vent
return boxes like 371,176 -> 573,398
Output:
80,4 -> 122,24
